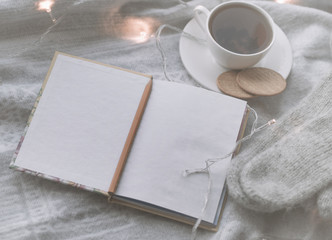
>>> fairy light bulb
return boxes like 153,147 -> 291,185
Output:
37,0 -> 56,22
37,0 -> 54,13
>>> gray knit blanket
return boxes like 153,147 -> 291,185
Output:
1,1 -> 331,239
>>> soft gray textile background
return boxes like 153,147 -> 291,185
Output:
1,0 -> 331,239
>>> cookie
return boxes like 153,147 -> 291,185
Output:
217,70 -> 256,99
236,67 -> 286,96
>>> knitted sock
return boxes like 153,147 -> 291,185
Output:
227,74 -> 332,216
317,186 -> 332,219
240,112 -> 332,210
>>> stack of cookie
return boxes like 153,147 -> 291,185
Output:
217,67 -> 286,99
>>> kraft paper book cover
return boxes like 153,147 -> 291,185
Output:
10,52 -> 248,230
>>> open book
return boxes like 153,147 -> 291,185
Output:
10,52 -> 247,231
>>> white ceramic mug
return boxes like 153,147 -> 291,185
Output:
194,1 -> 275,69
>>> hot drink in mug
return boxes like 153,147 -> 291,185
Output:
194,2 -> 275,69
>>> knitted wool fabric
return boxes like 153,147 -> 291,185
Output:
317,185 -> 332,219
226,74 -> 332,218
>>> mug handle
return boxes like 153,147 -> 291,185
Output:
194,5 -> 210,33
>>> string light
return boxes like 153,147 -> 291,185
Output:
121,17 -> 157,43
102,7 -> 158,44
37,0 -> 54,12
36,0 -> 56,22
183,106 -> 275,240
155,24 -> 205,83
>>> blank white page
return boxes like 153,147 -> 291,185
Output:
116,80 -> 247,223
13,53 -> 150,193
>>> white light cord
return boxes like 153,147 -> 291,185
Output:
155,24 -> 206,83
33,16 -> 64,46
183,106 -> 275,240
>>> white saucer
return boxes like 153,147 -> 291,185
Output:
179,18 -> 293,92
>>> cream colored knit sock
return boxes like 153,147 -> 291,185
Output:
317,186 -> 332,219
227,74 -> 332,218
